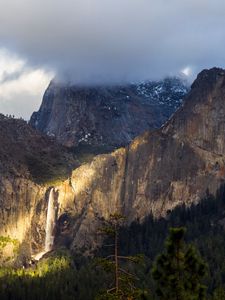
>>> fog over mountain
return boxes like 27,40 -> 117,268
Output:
1,0 -> 225,84
0,0 -> 225,117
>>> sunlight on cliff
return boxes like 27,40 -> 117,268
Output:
70,163 -> 97,196
0,215 -> 32,243
130,133 -> 148,152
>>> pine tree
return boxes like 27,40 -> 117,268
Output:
95,213 -> 149,300
211,287 -> 225,300
152,227 -> 207,300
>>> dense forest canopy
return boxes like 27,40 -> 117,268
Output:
1,185 -> 225,299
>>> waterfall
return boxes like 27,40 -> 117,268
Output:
45,188 -> 56,252
32,188 -> 58,260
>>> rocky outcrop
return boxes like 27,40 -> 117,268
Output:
30,77 -> 188,149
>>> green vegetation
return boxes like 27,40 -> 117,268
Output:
0,255 -> 75,300
26,144 -> 112,185
0,236 -> 19,265
71,144 -> 114,164
152,228 -> 206,300
211,287 -> 225,300
119,185 -> 225,295
95,213 -> 147,299
0,251 -> 109,300
1,186 -> 225,299
26,150 -> 77,185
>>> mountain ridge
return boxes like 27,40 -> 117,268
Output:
30,77 -> 188,150
0,68 -> 225,258
51,67 -> 225,252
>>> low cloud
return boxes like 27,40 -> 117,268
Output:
0,49 -> 52,119
1,0 -> 225,118
0,0 -> 225,84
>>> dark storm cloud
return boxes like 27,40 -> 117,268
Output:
1,0 -> 225,84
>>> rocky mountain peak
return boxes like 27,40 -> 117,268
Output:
30,77 -> 188,150
191,67 -> 225,90
163,68 -> 225,155
2,68 -> 225,255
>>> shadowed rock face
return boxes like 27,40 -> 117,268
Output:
30,77 -> 188,149
1,68 -> 225,256
0,115 -> 77,181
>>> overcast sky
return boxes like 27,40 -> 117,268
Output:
1,0 -> 225,119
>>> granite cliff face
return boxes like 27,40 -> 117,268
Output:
30,77 -> 188,149
1,68 -> 225,258
52,68 -> 225,252
0,115 -> 77,257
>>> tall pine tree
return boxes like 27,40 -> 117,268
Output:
95,213 -> 148,300
152,227 -> 206,300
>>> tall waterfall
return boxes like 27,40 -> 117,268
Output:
45,188 -> 56,252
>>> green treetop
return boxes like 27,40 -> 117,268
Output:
152,227 -> 207,300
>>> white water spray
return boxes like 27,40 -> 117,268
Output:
45,188 -> 56,252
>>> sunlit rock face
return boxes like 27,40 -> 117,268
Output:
30,77 -> 188,149
1,68 -> 225,257
53,68 -> 225,252
0,116 -> 76,258
0,176 -> 47,256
